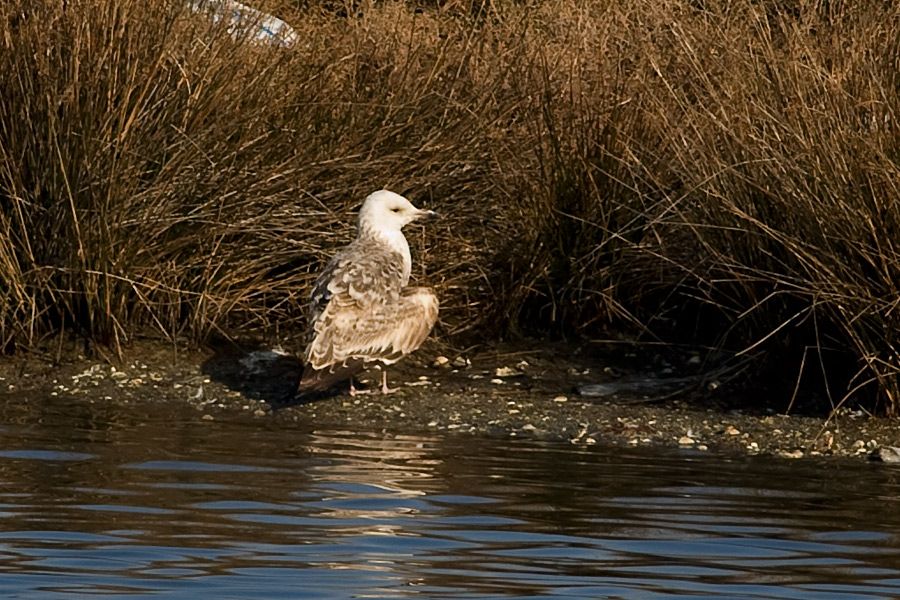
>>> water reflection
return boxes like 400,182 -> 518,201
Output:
0,395 -> 899,598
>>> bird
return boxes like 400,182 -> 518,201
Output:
297,190 -> 439,397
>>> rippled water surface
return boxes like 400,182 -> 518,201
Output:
2,397 -> 900,599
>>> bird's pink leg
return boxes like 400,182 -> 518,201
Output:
380,371 -> 398,395
349,376 -> 374,396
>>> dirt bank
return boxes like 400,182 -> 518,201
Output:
0,339 -> 896,462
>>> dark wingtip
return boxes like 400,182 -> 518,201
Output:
297,360 -> 365,397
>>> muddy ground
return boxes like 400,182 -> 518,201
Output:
1,337 -> 898,462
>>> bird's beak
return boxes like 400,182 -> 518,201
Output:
415,209 -> 439,222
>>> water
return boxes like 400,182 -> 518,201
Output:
2,398 -> 900,598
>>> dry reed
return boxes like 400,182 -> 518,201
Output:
0,0 -> 897,409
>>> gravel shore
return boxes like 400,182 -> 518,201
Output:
1,339 -> 896,462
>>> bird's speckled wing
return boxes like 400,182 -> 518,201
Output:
306,238 -> 404,330
304,237 -> 423,371
304,288 -> 438,372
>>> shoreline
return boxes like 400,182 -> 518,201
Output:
0,339 -> 895,463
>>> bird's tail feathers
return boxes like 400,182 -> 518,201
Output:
297,359 -> 365,396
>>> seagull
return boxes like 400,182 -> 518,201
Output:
298,190 -> 439,396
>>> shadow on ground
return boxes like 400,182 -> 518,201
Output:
200,340 -> 310,408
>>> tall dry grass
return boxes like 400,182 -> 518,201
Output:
0,0 -> 897,409
0,0 -> 527,345
632,1 -> 900,409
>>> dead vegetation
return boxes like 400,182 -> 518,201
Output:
0,0 -> 897,409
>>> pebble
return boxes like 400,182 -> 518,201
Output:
552,395 -> 568,403
432,356 -> 450,368
494,366 -> 518,377
578,383 -> 618,397
678,436 -> 695,445
870,447 -> 900,463
201,414 -> 214,421
73,365 -> 103,380
778,449 -> 804,459
724,425 -> 740,435
490,378 -> 504,385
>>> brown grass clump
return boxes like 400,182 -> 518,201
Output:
0,0 -> 897,410
632,1 -> 900,410
0,0 -> 523,345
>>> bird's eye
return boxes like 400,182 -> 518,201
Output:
391,207 -> 401,213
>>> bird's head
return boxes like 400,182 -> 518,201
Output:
358,190 -> 437,234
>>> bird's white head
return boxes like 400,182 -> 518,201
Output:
358,190 -> 436,235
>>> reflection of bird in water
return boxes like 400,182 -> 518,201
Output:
298,190 -> 439,397
305,430 -> 439,536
